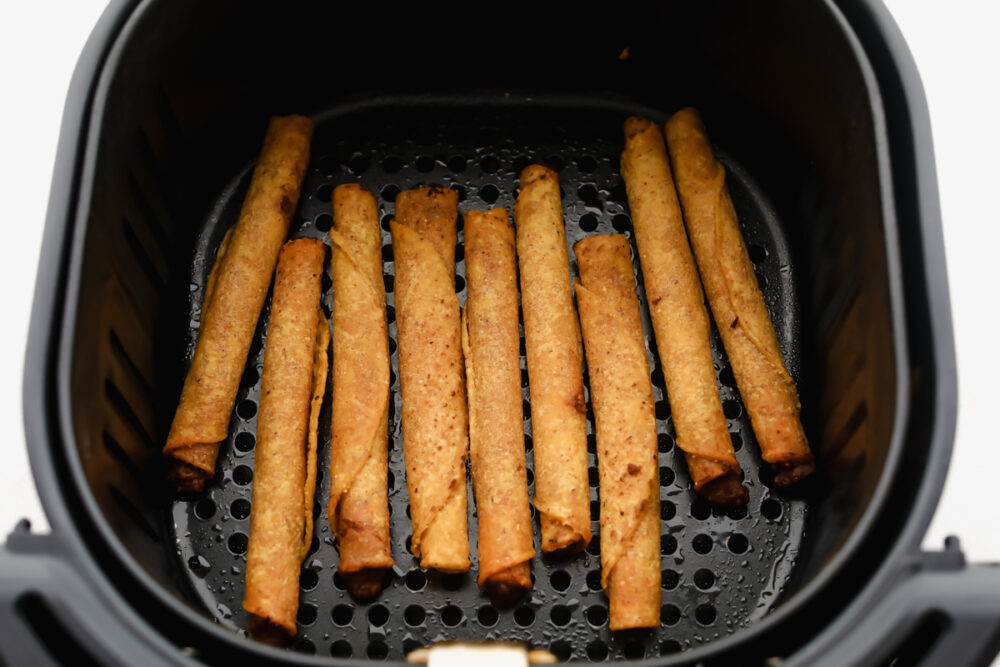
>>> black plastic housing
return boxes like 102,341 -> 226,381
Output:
5,0 -> 997,666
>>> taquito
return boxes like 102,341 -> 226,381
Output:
164,115 -> 314,493
328,184 -> 394,601
513,165 -> 591,553
665,108 -> 814,487
243,238 -> 329,641
574,234 -> 660,630
621,117 -> 748,507
462,208 -> 535,605
391,186 -> 470,573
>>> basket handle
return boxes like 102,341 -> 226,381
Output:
0,520 -> 186,666
788,537 -> 1000,667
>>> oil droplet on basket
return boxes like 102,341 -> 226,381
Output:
217,603 -> 233,619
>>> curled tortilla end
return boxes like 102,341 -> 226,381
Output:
344,568 -> 391,603
484,562 -> 533,608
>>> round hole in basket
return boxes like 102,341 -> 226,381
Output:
330,640 -> 352,658
229,498 -> 250,520
348,154 -> 370,174
294,638 -> 315,654
514,606 -> 535,627
550,641 -> 571,662
369,604 -> 390,627
577,155 -> 597,173
695,603 -> 718,626
587,640 -> 609,661
623,642 -> 645,660
404,604 -> 426,627
367,640 -> 389,660
441,605 -> 464,627
299,569 -> 318,591
194,498 -> 215,520
415,155 -> 435,173
728,533 -> 750,554
477,605 -> 499,627
405,569 -> 426,592
584,604 -> 607,627
331,604 -> 354,626
233,432 -> 255,453
480,155 -> 500,173
762,498 -> 783,521
549,570 -> 571,592
297,604 -> 317,626
550,605 -> 571,627
694,568 -> 716,590
236,400 -> 256,420
382,155 -> 405,173
661,604 -> 681,626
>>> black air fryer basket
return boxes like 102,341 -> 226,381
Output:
5,0 -> 1000,665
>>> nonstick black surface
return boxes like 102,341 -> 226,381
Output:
168,104 -> 809,661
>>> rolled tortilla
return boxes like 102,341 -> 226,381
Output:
665,108 -> 814,487
164,115 -> 314,493
574,234 -> 660,630
391,186 -> 470,573
328,184 -> 394,601
513,165 -> 591,553
621,117 -> 748,507
243,238 -> 329,641
462,208 -> 535,605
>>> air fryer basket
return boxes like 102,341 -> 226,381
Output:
172,103 -> 809,661
6,0 -> 1000,666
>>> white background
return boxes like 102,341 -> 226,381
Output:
0,0 -> 996,604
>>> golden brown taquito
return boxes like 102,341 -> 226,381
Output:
574,234 -> 660,630
243,238 -> 329,641
164,115 -> 314,493
462,208 -> 535,606
665,108 -> 813,487
513,165 -> 591,552
622,117 -> 748,507
328,184 -> 394,601
391,186 -> 470,573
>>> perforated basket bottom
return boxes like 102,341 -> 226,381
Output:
169,100 -> 808,661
